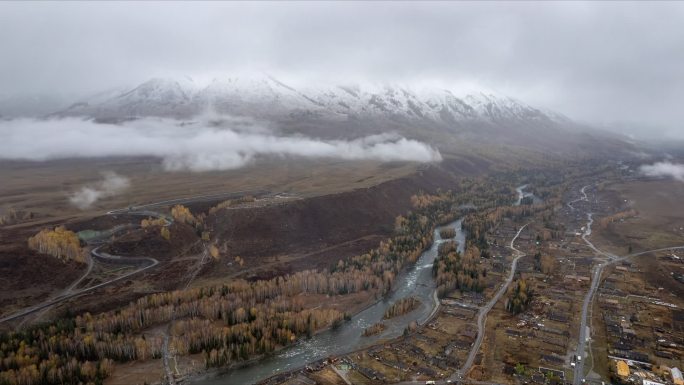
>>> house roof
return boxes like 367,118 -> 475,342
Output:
617,360 -> 630,377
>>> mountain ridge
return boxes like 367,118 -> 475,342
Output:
27,74 -> 635,159
55,75 -> 571,127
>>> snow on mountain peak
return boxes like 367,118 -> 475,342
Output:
56,74 -> 569,126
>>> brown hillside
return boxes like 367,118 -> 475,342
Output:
203,163 -> 478,278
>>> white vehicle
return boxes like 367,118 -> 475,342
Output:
426,381 -> 436,385
571,362 -> 576,367
577,355 -> 582,361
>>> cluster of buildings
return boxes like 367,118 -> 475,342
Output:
598,260 -> 684,385
613,360 -> 683,385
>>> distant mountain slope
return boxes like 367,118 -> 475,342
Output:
53,75 -> 634,159
57,75 -> 567,125
0,94 -> 73,118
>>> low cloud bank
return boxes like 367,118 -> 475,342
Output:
69,172 -> 130,209
0,117 -> 442,171
639,161 -> 684,182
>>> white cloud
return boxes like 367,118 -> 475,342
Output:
639,161 -> 684,182
3,2 -> 684,132
0,117 -> 442,172
69,172 -> 130,209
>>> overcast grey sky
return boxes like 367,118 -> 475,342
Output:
1,1 -> 683,135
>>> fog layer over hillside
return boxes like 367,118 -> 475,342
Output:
0,117 -> 442,171
640,161 -> 684,182
2,3 -> 684,138
69,172 -> 130,209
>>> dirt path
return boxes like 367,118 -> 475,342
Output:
16,253 -> 95,327
0,212 -> 163,324
0,251 -> 158,323
450,222 -> 529,382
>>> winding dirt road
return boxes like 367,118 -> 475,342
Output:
15,254 -> 96,328
0,210 -> 168,324
0,247 -> 159,324
1,189 -> 261,325
449,222 -> 529,382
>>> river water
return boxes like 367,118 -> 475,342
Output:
191,219 -> 465,385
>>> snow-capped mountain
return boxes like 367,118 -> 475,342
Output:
56,75 -> 569,128
48,74 -> 633,158
59,78 -> 197,119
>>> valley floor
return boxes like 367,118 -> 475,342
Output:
256,169 -> 684,385
4,159 -> 684,385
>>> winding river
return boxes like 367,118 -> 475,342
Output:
192,219 -> 465,385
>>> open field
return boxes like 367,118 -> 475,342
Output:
595,179 -> 684,253
592,178 -> 684,298
0,157 -> 422,226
